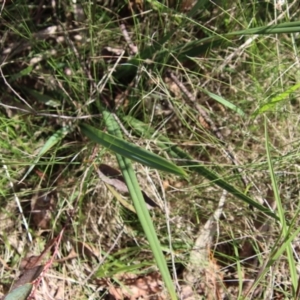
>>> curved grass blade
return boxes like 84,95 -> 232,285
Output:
4,283 -> 33,300
19,126 -> 72,183
80,123 -> 186,177
123,116 -> 279,221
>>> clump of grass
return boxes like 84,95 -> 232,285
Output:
1,0 -> 300,299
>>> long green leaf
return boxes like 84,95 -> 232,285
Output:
201,89 -> 245,117
116,155 -> 178,299
9,65 -> 33,82
23,87 -> 61,108
4,283 -> 33,300
80,123 -> 186,177
256,82 -> 300,115
115,21 -> 300,82
102,111 -> 178,299
123,116 -> 279,221
229,20 -> 300,35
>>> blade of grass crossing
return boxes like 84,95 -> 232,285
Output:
102,111 -> 178,299
80,123 -> 186,176
264,117 -> 297,293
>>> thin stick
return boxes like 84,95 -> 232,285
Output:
0,0 -> 5,17
120,23 -> 138,55
83,228 -> 125,284
0,67 -> 35,111
28,228 -> 65,299
1,156 -> 32,242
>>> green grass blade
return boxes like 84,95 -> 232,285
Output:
201,89 -> 245,117
228,20 -> 300,35
173,21 -> 300,61
115,21 -> 300,80
22,88 -> 61,108
102,111 -> 178,299
9,65 -> 33,81
19,126 -> 72,182
123,116 -> 278,220
264,117 -> 297,293
80,123 -> 186,177
256,82 -> 300,115
115,155 -> 178,299
183,161 -> 277,217
4,283 -> 33,300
